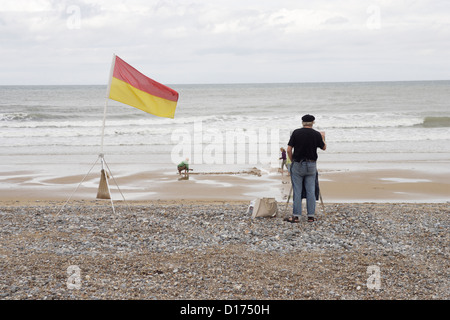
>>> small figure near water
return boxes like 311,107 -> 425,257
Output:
177,158 -> 192,177
279,147 -> 291,176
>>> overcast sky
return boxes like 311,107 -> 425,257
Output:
1,0 -> 449,85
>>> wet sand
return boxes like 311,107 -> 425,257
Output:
0,162 -> 448,204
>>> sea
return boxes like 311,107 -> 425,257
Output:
1,81 -> 450,174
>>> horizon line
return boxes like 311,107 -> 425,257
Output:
0,79 -> 449,86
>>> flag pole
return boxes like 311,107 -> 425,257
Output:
97,54 -> 116,201
100,53 -> 116,155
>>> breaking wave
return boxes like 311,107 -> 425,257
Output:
421,116 -> 450,128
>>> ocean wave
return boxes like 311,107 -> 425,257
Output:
0,111 -> 98,123
1,120 -> 102,129
2,110 -> 444,131
0,113 -> 31,121
315,114 -> 424,129
420,116 -> 450,128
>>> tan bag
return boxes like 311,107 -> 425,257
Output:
251,197 -> 278,218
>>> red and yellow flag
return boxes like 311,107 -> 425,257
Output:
108,55 -> 179,118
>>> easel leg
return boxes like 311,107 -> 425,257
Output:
319,191 -> 326,215
282,185 -> 293,219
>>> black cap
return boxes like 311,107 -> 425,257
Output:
302,114 -> 315,122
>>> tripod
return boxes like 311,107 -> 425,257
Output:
56,153 -> 130,216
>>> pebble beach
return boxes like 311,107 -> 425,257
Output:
0,200 -> 448,301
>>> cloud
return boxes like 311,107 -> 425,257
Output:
0,0 -> 449,84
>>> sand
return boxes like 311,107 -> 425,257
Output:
0,162 -> 448,204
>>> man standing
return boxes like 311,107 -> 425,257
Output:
285,114 -> 326,223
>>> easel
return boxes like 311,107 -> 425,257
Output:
57,54 -> 130,216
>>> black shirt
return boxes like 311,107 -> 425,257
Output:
288,127 -> 325,162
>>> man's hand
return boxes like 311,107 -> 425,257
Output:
320,131 -> 327,151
